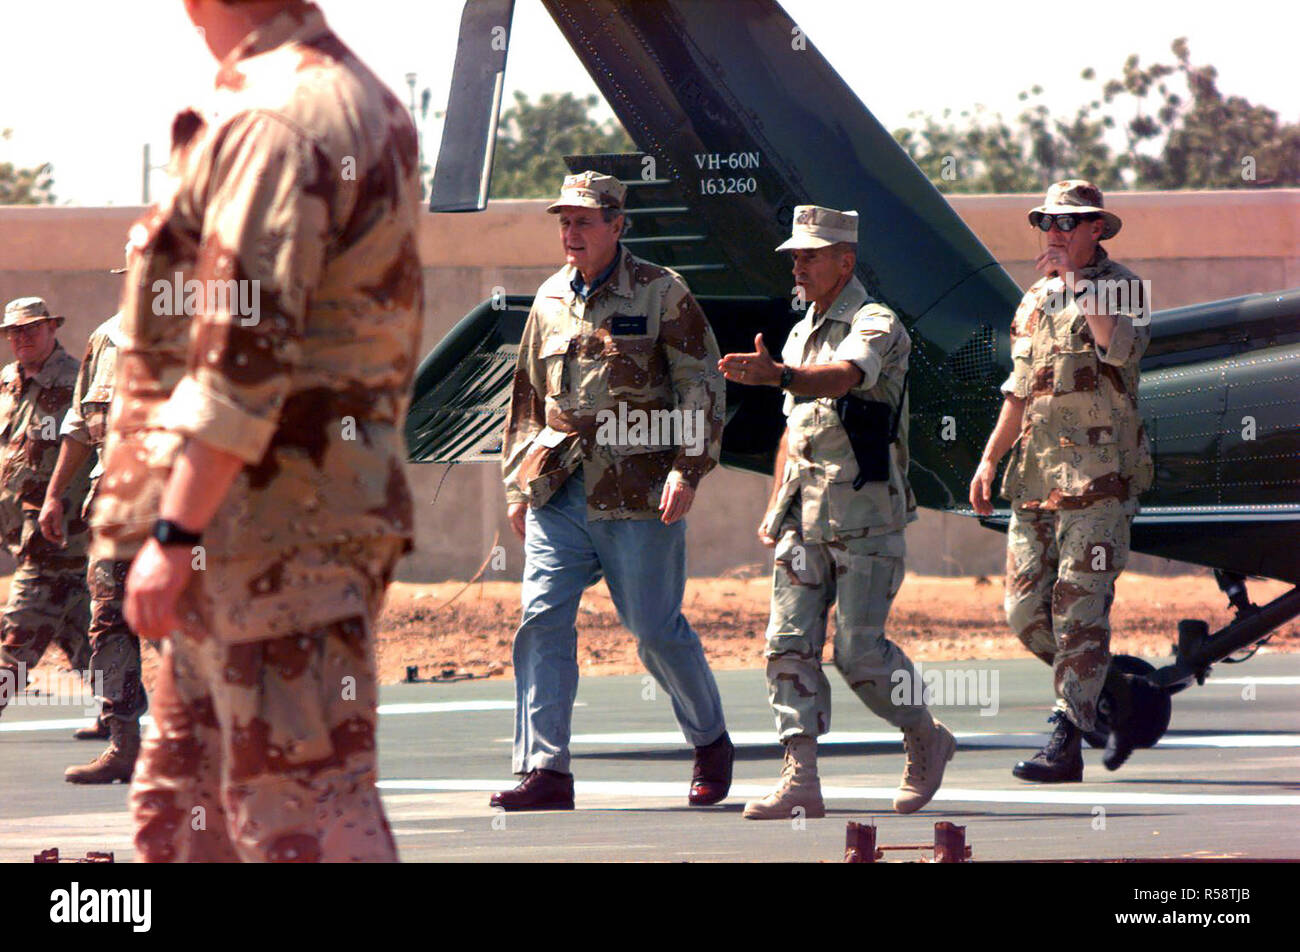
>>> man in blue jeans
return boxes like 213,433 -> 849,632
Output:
494,171 -> 731,811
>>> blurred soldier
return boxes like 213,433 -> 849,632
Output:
0,297 -> 92,719
720,206 -> 955,819
93,0 -> 423,861
493,171 -> 732,811
969,180 -> 1153,780
42,259 -> 147,782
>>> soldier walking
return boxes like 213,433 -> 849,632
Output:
720,206 -> 955,819
969,180 -> 1153,780
0,297 -> 92,720
41,275 -> 146,782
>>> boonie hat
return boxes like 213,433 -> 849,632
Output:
2,297 -> 63,330
1028,179 -> 1122,240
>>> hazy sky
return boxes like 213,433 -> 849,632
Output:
3,0 -> 1293,205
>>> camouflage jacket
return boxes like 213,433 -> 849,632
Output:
502,247 -> 725,520
93,1 -> 423,613
1000,246 -> 1153,509
762,277 -> 917,544
0,343 -> 91,553
60,313 -> 124,520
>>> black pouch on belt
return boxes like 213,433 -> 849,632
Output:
834,367 -> 909,490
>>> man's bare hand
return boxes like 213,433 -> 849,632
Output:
969,460 -> 997,516
719,333 -> 781,387
659,475 -> 694,524
507,502 -> 528,541
1034,248 -> 1073,281
757,522 -> 776,547
125,538 -> 194,641
38,495 -> 65,546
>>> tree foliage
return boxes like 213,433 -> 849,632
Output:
0,129 -> 55,204
489,92 -> 635,199
893,39 -> 1298,192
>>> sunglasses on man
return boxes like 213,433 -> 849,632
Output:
1032,213 -> 1098,233
3,323 -> 50,339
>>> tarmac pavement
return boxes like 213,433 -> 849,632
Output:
2,655 -> 1298,863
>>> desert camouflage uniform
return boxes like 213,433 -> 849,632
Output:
93,3 -> 422,862
760,275 -> 926,739
502,218 -> 729,773
999,246 -> 1152,731
0,340 -> 92,685
502,247 -> 726,516
59,313 -> 146,727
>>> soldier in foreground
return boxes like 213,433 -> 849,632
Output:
94,0 -> 423,861
41,253 -> 146,784
494,171 -> 733,811
0,297 -> 92,720
719,206 -> 955,819
969,180 -> 1152,780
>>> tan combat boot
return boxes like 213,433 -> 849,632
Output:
743,735 -> 826,820
64,718 -> 141,784
893,714 -> 956,814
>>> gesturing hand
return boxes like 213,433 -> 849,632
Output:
718,333 -> 781,387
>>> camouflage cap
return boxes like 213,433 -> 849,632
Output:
546,171 -> 627,214
2,296 -> 63,330
776,205 -> 859,251
1029,179 -> 1122,240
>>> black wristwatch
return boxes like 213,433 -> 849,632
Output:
152,519 -> 203,547
779,365 -> 796,390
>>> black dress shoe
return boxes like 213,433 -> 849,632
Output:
1012,711 -> 1083,783
489,769 -> 575,811
689,732 -> 734,806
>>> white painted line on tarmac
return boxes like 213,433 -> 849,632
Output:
378,779 -> 1300,808
0,716 -> 155,734
377,700 -> 516,715
0,699 -> 549,734
1205,676 -> 1300,686
550,730 -> 1300,750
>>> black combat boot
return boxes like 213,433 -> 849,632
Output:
1012,711 -> 1084,783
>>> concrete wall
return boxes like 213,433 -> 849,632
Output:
1,190 -> 1296,580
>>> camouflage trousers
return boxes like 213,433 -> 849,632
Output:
764,523 -> 927,740
1004,500 -> 1133,732
87,558 -> 146,725
129,542 -> 402,863
0,511 -> 90,681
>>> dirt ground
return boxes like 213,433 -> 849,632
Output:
21,570 -> 1299,694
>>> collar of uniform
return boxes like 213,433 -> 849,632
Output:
1076,244 -> 1110,280
565,245 -> 633,304
218,2 -> 330,78
811,275 -> 868,326
104,312 -> 128,350
568,245 -> 624,302
29,341 -> 69,389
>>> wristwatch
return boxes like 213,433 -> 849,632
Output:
152,519 -> 203,547
779,365 -> 796,390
